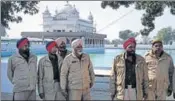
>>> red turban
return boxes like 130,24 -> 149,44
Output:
46,41 -> 57,52
16,38 -> 29,49
123,37 -> 136,49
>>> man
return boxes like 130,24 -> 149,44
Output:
145,38 -> 174,100
37,41 -> 65,100
110,37 -> 148,100
60,39 -> 95,100
55,37 -> 71,66
7,38 -> 37,100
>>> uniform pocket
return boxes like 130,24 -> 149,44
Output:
116,65 -> 125,86
147,61 -> 157,80
13,61 -> 25,68
44,65 -> 53,80
116,65 -> 124,77
70,62 -> 80,73
43,82 -> 54,93
69,78 -> 81,87
14,76 -> 29,88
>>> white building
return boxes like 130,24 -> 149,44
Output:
42,2 -> 95,33
22,2 -> 106,49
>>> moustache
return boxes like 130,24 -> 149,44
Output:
127,50 -> 135,56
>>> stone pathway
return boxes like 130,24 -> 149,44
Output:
1,77 -> 174,100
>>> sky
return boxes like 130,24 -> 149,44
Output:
6,1 -> 175,41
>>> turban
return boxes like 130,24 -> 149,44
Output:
46,41 -> 57,52
151,38 -> 162,45
55,37 -> 66,47
123,37 -> 136,49
71,39 -> 83,48
16,38 -> 29,49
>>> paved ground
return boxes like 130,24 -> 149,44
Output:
1,77 -> 110,100
1,76 -> 174,100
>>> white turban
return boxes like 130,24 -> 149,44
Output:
71,39 -> 83,48
55,37 -> 66,46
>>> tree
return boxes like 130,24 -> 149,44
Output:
0,25 -> 6,36
119,30 -> 132,40
111,39 -> 123,46
119,29 -> 138,40
101,1 -> 175,36
1,1 -> 40,28
104,39 -> 111,44
156,27 -> 174,44
172,29 -> 175,40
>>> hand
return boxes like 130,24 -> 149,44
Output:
90,83 -> 93,88
167,89 -> 172,96
61,91 -> 68,98
39,93 -> 44,99
111,94 -> 115,100
173,93 -> 175,99
143,94 -> 148,100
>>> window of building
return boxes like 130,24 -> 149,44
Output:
57,30 -> 61,32
53,30 -> 57,32
69,30 -> 72,32
46,30 -> 49,32
62,30 -> 65,32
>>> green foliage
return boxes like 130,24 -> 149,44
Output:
104,39 -> 111,44
156,27 -> 175,44
101,1 -> 175,36
119,29 -> 138,40
111,39 -> 123,46
1,1 -> 40,28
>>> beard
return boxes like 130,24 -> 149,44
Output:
126,50 -> 136,64
77,51 -> 83,55
127,50 -> 135,57
59,45 -> 66,52
19,48 -> 30,61
19,49 -> 29,56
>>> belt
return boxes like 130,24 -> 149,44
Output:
125,85 -> 136,89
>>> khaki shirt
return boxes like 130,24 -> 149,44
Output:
37,55 -> 61,94
145,50 -> 174,92
7,53 -> 37,92
110,53 -> 149,100
60,53 -> 95,91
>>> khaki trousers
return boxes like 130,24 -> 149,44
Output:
147,79 -> 167,100
44,82 -> 66,100
124,85 -> 136,100
68,88 -> 91,100
14,90 -> 36,100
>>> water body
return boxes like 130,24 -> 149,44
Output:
1,49 -> 175,93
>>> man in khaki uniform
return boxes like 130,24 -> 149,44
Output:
110,37 -> 149,100
145,39 -> 174,100
7,38 -> 37,100
55,37 -> 71,66
37,41 -> 65,100
60,39 -> 95,100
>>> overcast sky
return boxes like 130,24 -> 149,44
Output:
6,1 -> 175,41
